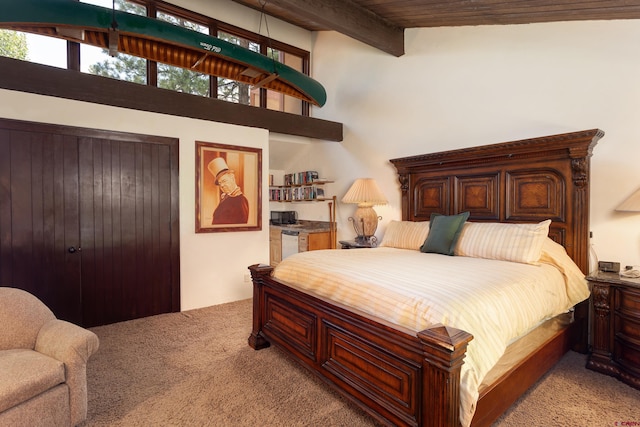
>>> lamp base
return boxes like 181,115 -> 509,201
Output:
354,235 -> 378,246
348,205 -> 382,243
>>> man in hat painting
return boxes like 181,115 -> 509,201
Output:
208,157 -> 249,224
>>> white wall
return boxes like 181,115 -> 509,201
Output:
0,89 -> 269,310
305,20 -> 640,269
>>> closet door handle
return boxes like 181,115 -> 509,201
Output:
68,246 -> 81,253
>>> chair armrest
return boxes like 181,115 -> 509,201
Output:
35,319 -> 99,364
35,319 -> 99,426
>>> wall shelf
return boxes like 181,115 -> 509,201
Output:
269,180 -> 333,202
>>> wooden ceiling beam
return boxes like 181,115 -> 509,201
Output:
240,0 -> 405,57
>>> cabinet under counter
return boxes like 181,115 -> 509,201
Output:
269,227 -> 283,266
298,231 -> 331,253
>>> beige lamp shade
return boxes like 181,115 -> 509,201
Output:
616,187 -> 640,212
342,178 -> 387,241
341,178 -> 388,207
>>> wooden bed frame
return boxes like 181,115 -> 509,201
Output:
249,129 -> 604,427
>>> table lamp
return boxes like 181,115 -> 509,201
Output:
616,187 -> 640,212
341,178 -> 388,244
616,187 -> 640,277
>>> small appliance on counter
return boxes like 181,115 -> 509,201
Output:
270,210 -> 297,225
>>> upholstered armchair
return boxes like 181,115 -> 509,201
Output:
0,287 -> 99,426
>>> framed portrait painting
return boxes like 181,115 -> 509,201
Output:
196,141 -> 262,233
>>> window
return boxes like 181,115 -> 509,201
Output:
217,31 -> 260,106
80,0 -> 146,80
0,0 -> 312,115
1,30 -> 66,69
216,24 -> 311,115
266,48 -> 304,114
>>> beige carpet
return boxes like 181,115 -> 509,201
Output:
80,299 -> 640,426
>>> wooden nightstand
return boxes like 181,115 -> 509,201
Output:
586,271 -> 640,390
339,239 -> 376,249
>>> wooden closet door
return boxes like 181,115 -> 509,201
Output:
0,119 -> 179,327
0,128 -> 83,324
78,137 -> 179,327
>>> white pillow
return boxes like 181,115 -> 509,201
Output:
379,220 -> 430,250
454,219 -> 551,264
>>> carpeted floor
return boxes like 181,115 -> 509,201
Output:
80,299 -> 640,426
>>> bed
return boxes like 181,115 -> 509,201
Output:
248,129 -> 604,427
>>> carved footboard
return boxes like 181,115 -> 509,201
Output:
248,264 -> 473,427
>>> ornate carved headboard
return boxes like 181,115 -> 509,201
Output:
390,129 -> 604,274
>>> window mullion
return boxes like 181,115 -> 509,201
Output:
67,41 -> 80,72
147,1 -> 158,87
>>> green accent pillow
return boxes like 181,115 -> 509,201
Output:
420,212 -> 470,255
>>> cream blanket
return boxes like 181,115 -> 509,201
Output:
273,239 -> 589,427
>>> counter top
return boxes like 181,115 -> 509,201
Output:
270,220 -> 331,233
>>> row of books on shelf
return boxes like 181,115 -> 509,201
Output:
270,186 -> 325,201
284,171 -> 319,186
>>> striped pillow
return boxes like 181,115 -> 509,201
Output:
454,220 -> 551,264
380,220 -> 430,250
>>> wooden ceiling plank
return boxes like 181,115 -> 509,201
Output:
401,6 -> 640,20
363,0 -> 640,9
356,0 -> 640,27
408,9 -> 640,28
406,0 -> 640,13
344,0 -> 640,28
359,0 -> 640,22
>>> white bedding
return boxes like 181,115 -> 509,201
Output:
273,239 -> 589,427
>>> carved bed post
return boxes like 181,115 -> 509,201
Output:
418,325 -> 473,427
247,264 -> 273,350
566,129 -> 603,274
398,172 -> 410,221
570,156 -> 590,274
568,129 -> 603,352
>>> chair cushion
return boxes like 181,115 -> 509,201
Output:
0,349 -> 65,413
